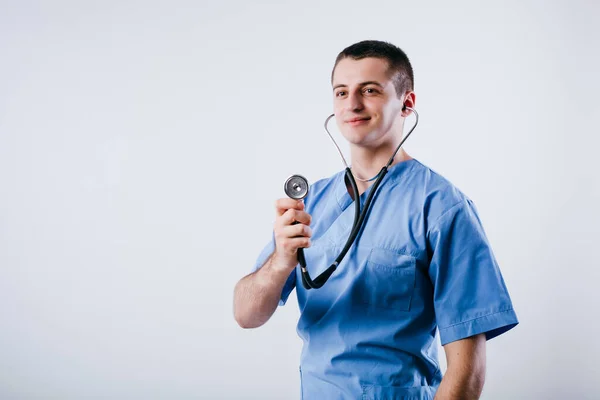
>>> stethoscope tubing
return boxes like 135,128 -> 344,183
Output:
298,107 -> 419,289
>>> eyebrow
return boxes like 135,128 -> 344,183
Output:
333,81 -> 385,91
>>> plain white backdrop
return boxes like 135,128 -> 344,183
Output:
1,1 -> 599,398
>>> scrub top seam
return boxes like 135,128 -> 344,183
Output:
427,199 -> 466,234
387,157 -> 420,185
439,307 -> 515,330
363,245 -> 425,261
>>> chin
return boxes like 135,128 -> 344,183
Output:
341,126 -> 378,145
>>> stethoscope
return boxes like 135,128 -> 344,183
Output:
283,106 -> 419,290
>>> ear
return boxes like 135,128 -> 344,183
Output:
401,91 -> 416,117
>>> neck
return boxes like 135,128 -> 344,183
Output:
350,143 -> 412,177
350,147 -> 412,194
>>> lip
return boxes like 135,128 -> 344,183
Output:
346,117 -> 371,126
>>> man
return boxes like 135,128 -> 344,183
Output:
233,40 -> 518,399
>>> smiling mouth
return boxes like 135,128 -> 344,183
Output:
347,117 -> 371,125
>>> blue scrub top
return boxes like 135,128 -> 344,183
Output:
252,158 -> 518,400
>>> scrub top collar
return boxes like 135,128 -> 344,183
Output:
334,158 -> 419,211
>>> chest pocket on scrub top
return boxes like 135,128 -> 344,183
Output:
355,247 -> 417,312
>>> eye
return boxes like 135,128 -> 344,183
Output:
335,91 -> 346,97
364,87 -> 379,95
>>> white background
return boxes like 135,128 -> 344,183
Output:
1,1 -> 599,399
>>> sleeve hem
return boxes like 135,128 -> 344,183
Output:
439,308 -> 519,346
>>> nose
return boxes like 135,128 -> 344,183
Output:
346,91 -> 364,112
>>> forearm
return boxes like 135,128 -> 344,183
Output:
233,253 -> 293,328
434,364 -> 485,400
435,334 -> 486,400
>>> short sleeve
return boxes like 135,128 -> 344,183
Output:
427,198 -> 518,346
251,235 -> 297,306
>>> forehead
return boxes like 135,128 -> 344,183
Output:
332,57 -> 391,86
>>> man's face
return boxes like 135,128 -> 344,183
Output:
332,57 -> 405,147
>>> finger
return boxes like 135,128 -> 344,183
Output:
279,209 -> 311,226
277,236 -> 312,253
275,198 -> 304,217
280,223 -> 312,239
276,209 -> 299,227
293,210 -> 312,226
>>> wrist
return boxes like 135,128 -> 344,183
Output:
268,252 -> 297,275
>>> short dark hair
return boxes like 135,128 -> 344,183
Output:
331,40 -> 414,98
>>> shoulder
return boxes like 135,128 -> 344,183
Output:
303,169 -> 344,211
407,159 -> 474,229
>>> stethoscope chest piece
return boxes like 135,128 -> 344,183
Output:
284,175 -> 309,200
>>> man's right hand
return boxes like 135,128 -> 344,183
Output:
233,198 -> 312,329
272,198 -> 312,272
